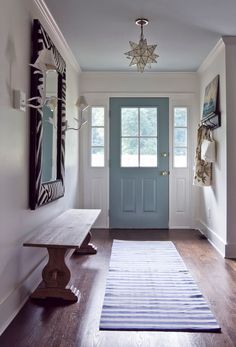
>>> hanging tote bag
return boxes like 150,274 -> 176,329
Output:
193,125 -> 212,187
201,129 -> 216,163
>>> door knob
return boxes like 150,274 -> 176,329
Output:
161,152 -> 168,158
160,170 -> 170,176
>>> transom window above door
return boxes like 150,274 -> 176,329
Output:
121,107 -> 158,167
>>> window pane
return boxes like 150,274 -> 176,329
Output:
92,107 -> 104,126
140,108 -> 157,136
174,148 -> 187,168
140,138 -> 157,167
174,108 -> 187,127
174,128 -> 187,147
121,138 -> 138,167
91,147 -> 104,167
121,108 -> 138,136
92,128 -> 104,146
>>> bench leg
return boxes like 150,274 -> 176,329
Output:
74,231 -> 97,255
31,247 -> 80,302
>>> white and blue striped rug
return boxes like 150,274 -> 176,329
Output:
99,240 -> 220,332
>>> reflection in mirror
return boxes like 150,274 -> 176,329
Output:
42,70 -> 58,183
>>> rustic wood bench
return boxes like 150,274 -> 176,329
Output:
23,209 -> 101,302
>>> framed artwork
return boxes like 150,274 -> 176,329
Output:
201,75 -> 221,129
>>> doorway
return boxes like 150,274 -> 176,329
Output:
109,97 -> 169,228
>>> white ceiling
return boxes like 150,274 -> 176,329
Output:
45,0 -> 236,72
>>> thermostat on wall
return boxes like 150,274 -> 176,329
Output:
13,90 -> 26,111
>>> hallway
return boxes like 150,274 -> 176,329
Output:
1,229 -> 235,347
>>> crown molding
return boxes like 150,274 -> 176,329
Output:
33,0 -> 81,73
197,38 -> 225,74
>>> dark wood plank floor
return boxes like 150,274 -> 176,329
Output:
1,229 -> 236,347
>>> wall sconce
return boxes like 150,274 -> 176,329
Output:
34,47 -> 57,70
66,96 -> 89,131
28,48 -> 59,109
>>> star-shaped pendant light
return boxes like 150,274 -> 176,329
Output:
124,18 -> 159,72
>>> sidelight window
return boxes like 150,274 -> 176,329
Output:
173,107 -> 188,168
91,107 -> 105,167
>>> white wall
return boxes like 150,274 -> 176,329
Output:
0,0 -> 80,334
198,40 -> 227,256
81,72 -> 198,94
80,72 -> 199,229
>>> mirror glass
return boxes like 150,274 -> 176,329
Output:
41,70 -> 58,183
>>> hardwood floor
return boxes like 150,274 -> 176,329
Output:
1,229 -> 236,347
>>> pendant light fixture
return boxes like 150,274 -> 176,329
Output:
124,18 -> 159,72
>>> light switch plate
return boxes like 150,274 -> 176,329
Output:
13,90 -> 26,111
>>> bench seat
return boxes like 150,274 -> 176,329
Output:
23,209 -> 100,302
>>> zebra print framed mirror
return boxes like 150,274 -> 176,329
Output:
29,19 -> 66,210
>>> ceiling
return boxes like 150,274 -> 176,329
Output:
45,0 -> 236,72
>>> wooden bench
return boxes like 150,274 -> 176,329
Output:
23,209 -> 100,302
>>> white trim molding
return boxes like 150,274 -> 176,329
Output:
0,258 -> 46,336
33,0 -> 81,73
197,38 -> 225,74
197,219 -> 226,257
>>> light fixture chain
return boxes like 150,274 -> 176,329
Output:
140,22 -> 144,40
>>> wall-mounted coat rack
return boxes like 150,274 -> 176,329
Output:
200,112 -> 221,129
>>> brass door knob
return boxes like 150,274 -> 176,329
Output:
161,152 -> 168,158
160,170 -> 170,176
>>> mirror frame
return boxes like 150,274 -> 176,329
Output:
29,19 -> 66,210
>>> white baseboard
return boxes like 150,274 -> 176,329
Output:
197,219 -> 225,257
0,256 -> 46,336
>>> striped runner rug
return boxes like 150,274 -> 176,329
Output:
99,240 -> 220,331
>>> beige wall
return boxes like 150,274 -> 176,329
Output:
0,0 -> 80,333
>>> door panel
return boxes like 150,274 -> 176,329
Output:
142,178 -> 157,212
121,178 -> 136,212
109,97 -> 169,228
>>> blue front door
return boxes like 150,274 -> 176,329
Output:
109,97 -> 169,229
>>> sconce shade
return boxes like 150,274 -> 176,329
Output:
66,96 -> 89,130
76,96 -> 89,110
34,48 -> 57,71
28,48 -> 58,109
